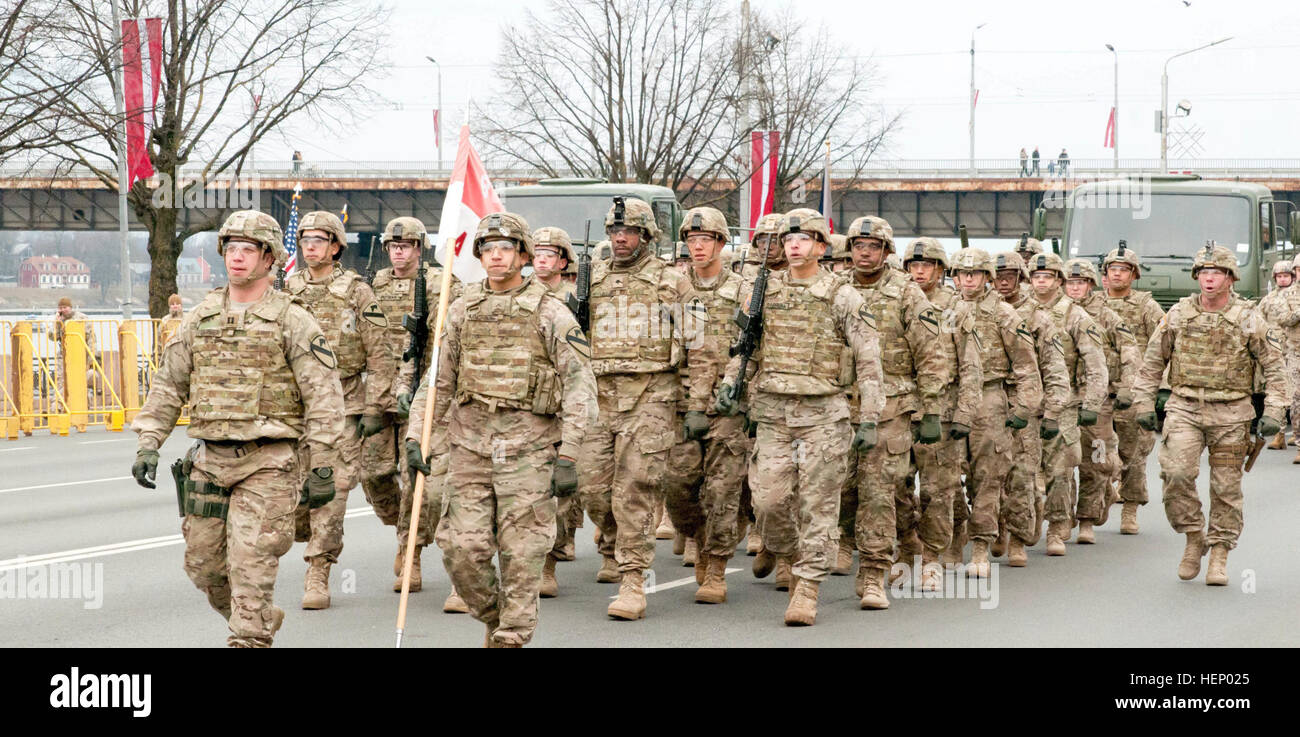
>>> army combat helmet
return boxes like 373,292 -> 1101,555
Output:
298,211 -> 348,260
218,210 -> 287,271
992,250 -> 1030,280
779,208 -> 831,244
951,247 -> 996,279
381,216 -> 427,248
679,206 -> 729,242
1191,243 -> 1239,280
845,216 -> 895,252
473,211 -> 534,258
1102,240 -> 1140,276
830,234 -> 850,261
1271,259 -> 1294,280
532,226 -> 577,275
1025,252 -> 1067,280
605,196 -> 660,241
1064,258 -> 1101,286
901,237 -> 949,271
746,212 -> 785,264
1015,233 -> 1044,259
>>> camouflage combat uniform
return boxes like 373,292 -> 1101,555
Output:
133,211 -> 344,647
408,273 -> 596,646
1256,271 -> 1300,435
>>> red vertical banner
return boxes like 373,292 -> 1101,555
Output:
120,20 -> 154,187
145,18 -> 163,113
1104,107 -> 1116,148
748,130 -> 779,230
432,109 -> 441,152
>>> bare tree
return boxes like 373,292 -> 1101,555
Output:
30,0 -> 386,315
475,0 -> 747,199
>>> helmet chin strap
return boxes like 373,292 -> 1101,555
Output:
855,261 -> 885,276
613,242 -> 645,266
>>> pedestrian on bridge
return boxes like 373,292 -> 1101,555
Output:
1058,149 -> 1070,177
1019,148 -> 1030,177
1031,147 -> 1040,176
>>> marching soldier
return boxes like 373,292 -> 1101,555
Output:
740,212 -> 788,285
716,208 -> 884,625
131,210 -> 344,647
900,238 -> 982,588
1133,245 -> 1288,585
992,251 -> 1071,565
660,207 -> 750,604
1103,244 -> 1167,532
285,211 -> 394,610
362,217 -> 460,598
155,294 -> 185,367
835,217 -> 946,609
949,248 -> 1041,577
1063,259 -> 1140,544
405,212 -> 597,647
1256,260 -> 1295,452
579,197 -> 709,621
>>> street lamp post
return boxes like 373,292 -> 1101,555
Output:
1106,44 -> 1118,169
969,23 -> 985,177
425,56 -> 443,171
110,0 -> 133,319
1160,37 -> 1231,170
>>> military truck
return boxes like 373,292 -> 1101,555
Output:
498,178 -> 683,259
1034,176 -> 1300,306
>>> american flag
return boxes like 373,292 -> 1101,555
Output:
283,183 -> 302,273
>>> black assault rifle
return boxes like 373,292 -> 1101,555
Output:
725,215 -> 780,404
365,235 -> 379,284
565,219 -> 593,332
402,246 -> 429,386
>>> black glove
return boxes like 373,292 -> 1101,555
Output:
396,393 -> 413,419
1039,418 -> 1060,440
1005,414 -> 1028,430
1136,411 -> 1158,432
917,414 -> 941,445
302,467 -> 335,509
358,413 -> 386,438
1155,389 -> 1171,413
551,458 -> 578,498
1258,415 -> 1283,438
1078,408 -> 1099,427
1113,391 -> 1133,411
132,449 -> 159,489
404,439 -> 433,476
714,384 -> 740,416
948,422 -> 971,440
683,411 -> 709,440
853,422 -> 878,453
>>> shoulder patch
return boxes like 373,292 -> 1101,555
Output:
1116,323 -> 1134,339
918,308 -> 941,335
361,302 -> 387,327
308,335 -> 337,369
1085,325 -> 1104,345
970,328 -> 985,352
685,298 -> 709,322
858,304 -> 877,331
1266,329 -> 1284,353
565,326 -> 591,359
1015,322 -> 1035,345
1050,334 -> 1064,355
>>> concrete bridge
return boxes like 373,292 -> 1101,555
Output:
3,158 -> 1300,239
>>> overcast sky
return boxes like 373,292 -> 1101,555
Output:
269,0 -> 1300,167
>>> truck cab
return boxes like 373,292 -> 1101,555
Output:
498,179 -> 683,259
1039,177 -> 1299,307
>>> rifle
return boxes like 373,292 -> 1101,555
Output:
401,245 -> 429,389
365,235 -> 379,284
1052,237 -> 1061,256
565,219 -> 593,332
1019,232 -> 1028,252
958,224 -> 969,249
726,218 -> 778,404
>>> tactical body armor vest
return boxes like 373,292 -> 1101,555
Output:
589,256 -> 679,376
680,270 -> 744,399
1168,298 -> 1254,395
850,269 -> 914,394
455,279 -> 561,414
755,272 -> 851,396
189,290 -> 303,432
1106,291 -> 1157,350
288,268 -> 366,376
973,292 -> 1011,382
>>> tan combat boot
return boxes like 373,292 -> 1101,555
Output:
540,554 -> 559,598
392,545 -> 423,592
746,528 -> 763,556
268,606 -> 285,637
1177,530 -> 1206,580
558,539 -> 576,561
694,550 -> 708,586
859,567 -> 890,610
1030,495 -> 1046,546
1269,432 -> 1287,450
892,530 -> 920,584
1292,448 -> 1300,465
695,555 -> 728,604
607,570 -> 646,620
595,555 -> 622,583
443,586 -> 469,613
1045,521 -> 1067,556
832,538 -> 854,576
1120,502 -> 1140,535
1076,521 -> 1096,544
672,531 -> 687,556
773,557 -> 793,591
1007,537 -> 1027,567
656,509 -> 675,540
941,520 -> 967,566
968,540 -> 991,578
752,547 -> 776,578
783,578 -> 820,626
301,557 -> 331,610
683,537 -> 699,567
393,543 -> 404,577
920,549 -> 943,592
991,528 -> 1009,558
1205,544 -> 1229,586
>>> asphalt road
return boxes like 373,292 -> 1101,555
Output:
2,427 -> 1298,648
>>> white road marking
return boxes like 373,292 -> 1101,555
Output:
0,446 -> 34,452
0,507 -> 377,571
0,476 -> 132,495
79,438 -> 131,445
610,568 -> 742,598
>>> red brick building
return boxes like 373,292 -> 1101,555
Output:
19,255 -> 91,289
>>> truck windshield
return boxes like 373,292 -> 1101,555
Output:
501,194 -> 616,245
1067,193 -> 1251,264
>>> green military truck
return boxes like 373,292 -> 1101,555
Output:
1035,176 -> 1300,306
498,178 -> 683,258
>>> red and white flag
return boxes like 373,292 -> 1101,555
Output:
748,130 -> 779,230
434,125 -> 504,283
120,18 -> 164,187
1103,107 -> 1116,148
